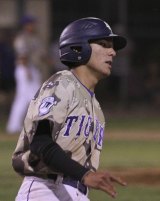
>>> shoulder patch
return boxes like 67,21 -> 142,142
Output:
39,96 -> 58,116
43,81 -> 59,90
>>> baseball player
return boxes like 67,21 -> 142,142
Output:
6,16 -> 45,134
12,17 -> 127,201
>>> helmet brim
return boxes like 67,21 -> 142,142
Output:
89,34 -> 127,50
108,34 -> 127,50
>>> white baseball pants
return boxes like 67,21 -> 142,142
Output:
15,176 -> 90,201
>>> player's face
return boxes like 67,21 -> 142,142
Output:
87,39 -> 116,79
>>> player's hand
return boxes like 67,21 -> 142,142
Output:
82,170 -> 127,198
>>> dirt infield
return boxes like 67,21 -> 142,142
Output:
111,168 -> 160,186
106,130 -> 160,186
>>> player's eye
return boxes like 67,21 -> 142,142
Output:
97,41 -> 108,48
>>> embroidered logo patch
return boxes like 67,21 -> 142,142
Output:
39,96 -> 57,116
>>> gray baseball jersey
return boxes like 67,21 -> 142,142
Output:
12,70 -> 105,177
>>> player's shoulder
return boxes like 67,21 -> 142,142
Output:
30,70 -> 76,117
44,70 -> 76,89
34,70 -> 75,99
51,70 -> 74,80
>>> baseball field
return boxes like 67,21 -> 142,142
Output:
0,114 -> 160,201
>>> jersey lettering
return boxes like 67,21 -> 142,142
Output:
97,125 -> 104,147
93,119 -> 99,141
84,116 -> 92,137
76,115 -> 85,136
64,116 -> 78,136
63,115 -> 104,146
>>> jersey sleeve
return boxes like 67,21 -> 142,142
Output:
12,75 -> 74,176
24,76 -> 73,143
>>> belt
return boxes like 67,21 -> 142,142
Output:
47,174 -> 87,195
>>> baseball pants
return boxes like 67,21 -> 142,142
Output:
15,176 -> 90,201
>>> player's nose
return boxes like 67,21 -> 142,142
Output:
110,48 -> 116,57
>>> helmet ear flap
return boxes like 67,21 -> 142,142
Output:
60,43 -> 92,67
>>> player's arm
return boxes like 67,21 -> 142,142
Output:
30,119 -> 126,198
30,119 -> 90,181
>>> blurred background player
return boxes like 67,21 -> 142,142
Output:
6,15 -> 49,134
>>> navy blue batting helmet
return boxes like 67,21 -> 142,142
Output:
59,17 -> 127,67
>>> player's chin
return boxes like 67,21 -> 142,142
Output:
97,67 -> 111,79
102,68 -> 111,77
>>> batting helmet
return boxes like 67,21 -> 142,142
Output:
59,17 -> 127,67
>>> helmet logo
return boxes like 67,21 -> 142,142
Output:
81,21 -> 97,30
104,22 -> 112,32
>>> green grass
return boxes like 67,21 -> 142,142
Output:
107,116 -> 160,131
0,115 -> 160,201
89,185 -> 160,201
100,140 -> 160,168
1,135 -> 160,201
0,135 -> 22,201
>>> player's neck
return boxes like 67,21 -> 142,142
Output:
71,66 -> 99,92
